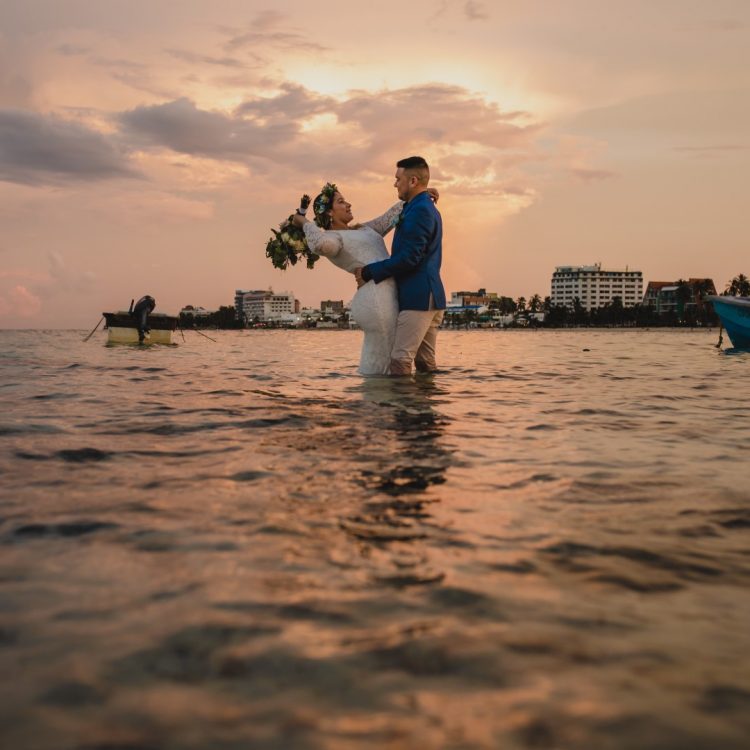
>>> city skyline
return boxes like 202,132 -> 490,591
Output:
1,1 -> 748,327
200,267 -> 731,323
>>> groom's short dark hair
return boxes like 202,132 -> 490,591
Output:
397,156 -> 429,185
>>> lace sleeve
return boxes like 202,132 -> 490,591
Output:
302,222 -> 343,258
361,202 -> 404,237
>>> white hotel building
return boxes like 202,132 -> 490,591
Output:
234,289 -> 299,324
550,264 -> 643,311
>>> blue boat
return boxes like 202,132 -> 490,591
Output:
707,295 -> 750,348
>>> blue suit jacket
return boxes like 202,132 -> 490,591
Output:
363,191 -> 446,311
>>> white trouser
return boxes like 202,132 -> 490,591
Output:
390,296 -> 444,375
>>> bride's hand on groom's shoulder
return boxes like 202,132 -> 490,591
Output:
427,187 -> 439,203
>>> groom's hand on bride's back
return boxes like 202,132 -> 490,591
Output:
354,267 -> 366,288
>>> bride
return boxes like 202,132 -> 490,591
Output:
291,183 -> 417,375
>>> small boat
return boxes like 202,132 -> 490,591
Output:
103,295 -> 178,345
103,312 -> 178,344
707,295 -> 750,349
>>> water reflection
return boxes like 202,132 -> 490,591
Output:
4,330 -> 749,749
356,375 -> 450,496
338,376 -> 453,586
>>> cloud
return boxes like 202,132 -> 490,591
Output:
0,32 -> 33,108
335,84 -> 537,152
221,11 -> 329,54
224,29 -> 329,54
235,83 -> 335,121
89,56 -> 148,71
116,83 -> 542,196
119,97 -> 295,161
570,167 -> 616,182
0,255 -> 96,321
0,73 -> 32,108
77,54 -> 177,96
56,43 -> 90,56
430,1 -> 450,22
0,108 -> 140,185
109,70 -> 178,99
464,1 -> 489,21
48,250 -> 96,291
0,285 -> 42,318
0,268 -> 48,283
1,62 -> 560,202
252,10 -> 287,31
165,49 -> 249,69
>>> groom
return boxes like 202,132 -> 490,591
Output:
354,156 -> 446,375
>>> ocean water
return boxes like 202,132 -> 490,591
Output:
0,328 -> 748,750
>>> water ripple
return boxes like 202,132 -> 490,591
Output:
0,328 -> 748,749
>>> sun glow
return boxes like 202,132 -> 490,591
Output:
300,113 -> 338,133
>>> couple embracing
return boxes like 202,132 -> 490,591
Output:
292,156 -> 446,376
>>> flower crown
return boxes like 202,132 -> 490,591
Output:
313,182 -> 338,228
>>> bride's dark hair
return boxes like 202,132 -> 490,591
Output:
312,182 -> 338,229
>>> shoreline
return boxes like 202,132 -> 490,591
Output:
1,326 -> 723,334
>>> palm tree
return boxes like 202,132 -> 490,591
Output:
501,296 -> 517,314
609,296 -> 625,325
516,296 -> 527,312
692,279 -> 716,309
464,309 -> 478,328
726,274 -> 750,296
528,294 -> 542,313
675,279 -> 693,318
572,297 -> 588,325
488,296 -> 516,314
545,304 -> 569,326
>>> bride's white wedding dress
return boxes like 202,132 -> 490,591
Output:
303,203 -> 402,375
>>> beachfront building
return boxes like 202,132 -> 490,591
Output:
450,288 -> 498,306
320,300 -> 344,318
642,278 -> 716,314
443,304 -> 489,327
642,281 -> 672,309
299,306 -> 321,321
550,264 -> 643,311
234,289 -> 265,322
179,305 -> 213,319
235,289 -> 300,324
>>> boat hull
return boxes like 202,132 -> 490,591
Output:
106,326 -> 175,345
103,312 -> 178,345
707,296 -> 750,348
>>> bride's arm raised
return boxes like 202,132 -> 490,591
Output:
361,202 -> 404,237
362,188 -> 439,236
301,221 -> 343,258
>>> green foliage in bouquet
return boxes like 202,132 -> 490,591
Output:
265,194 -> 320,270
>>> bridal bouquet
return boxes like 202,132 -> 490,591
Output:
264,194 -> 320,270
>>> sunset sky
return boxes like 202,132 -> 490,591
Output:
1,0 -> 748,327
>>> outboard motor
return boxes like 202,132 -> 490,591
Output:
131,295 -> 156,343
